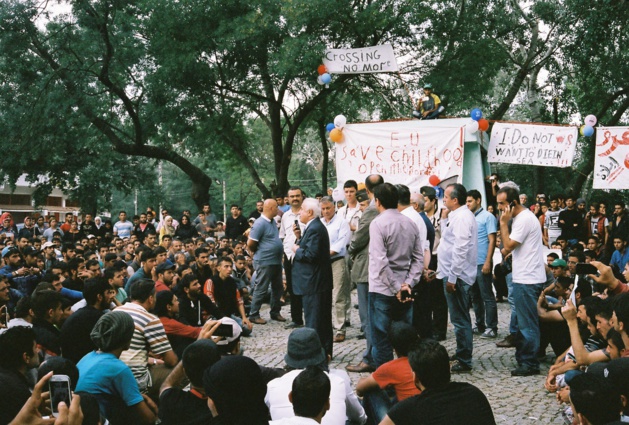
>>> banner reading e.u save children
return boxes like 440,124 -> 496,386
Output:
593,127 -> 629,189
323,44 -> 398,74
488,123 -> 577,167
335,120 -> 464,188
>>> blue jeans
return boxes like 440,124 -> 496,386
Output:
248,264 -> 283,318
470,265 -> 498,332
362,387 -> 396,425
443,278 -> 473,368
506,273 -> 518,335
512,282 -> 543,369
368,292 -> 413,368
231,315 -> 252,337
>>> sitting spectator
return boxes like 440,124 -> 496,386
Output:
159,337 -> 222,425
0,326 -> 39,424
589,261 -> 629,297
380,339 -> 495,425
611,293 -> 629,355
125,249 -> 157,294
4,296 -> 33,330
31,289 -> 65,358
177,273 -> 221,327
569,373 -> 622,425
156,290 -> 204,357
355,322 -> 421,425
76,311 -> 158,424
266,327 -> 366,425
203,256 -> 252,336
203,355 -> 270,425
117,279 -> 178,401
60,277 -> 113,364
155,260 -> 178,292
270,366 -> 331,425
105,263 -> 128,305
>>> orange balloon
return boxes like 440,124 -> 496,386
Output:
478,118 -> 489,132
428,175 -> 440,186
330,128 -> 343,143
317,64 -> 327,75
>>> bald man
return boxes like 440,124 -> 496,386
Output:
247,199 -> 286,324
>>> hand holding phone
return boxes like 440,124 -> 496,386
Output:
49,374 -> 72,418
575,263 -> 598,275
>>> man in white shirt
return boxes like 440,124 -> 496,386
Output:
437,184 -> 478,373
279,187 -> 305,328
320,197 -> 351,343
266,328 -> 367,425
497,186 -> 547,377
270,367 -> 331,425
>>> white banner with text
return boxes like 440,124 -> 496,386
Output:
335,120 -> 464,188
488,123 -> 577,167
323,44 -> 398,74
593,127 -> 629,189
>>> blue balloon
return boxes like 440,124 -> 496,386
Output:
326,123 -> 335,132
434,186 -> 444,198
583,125 -> 595,137
470,108 -> 483,121
321,73 -> 332,84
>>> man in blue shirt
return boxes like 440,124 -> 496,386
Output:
610,237 -> 629,273
247,199 -> 285,324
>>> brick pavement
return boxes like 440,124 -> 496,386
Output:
245,291 -> 566,424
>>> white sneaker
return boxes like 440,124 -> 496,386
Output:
480,329 -> 497,339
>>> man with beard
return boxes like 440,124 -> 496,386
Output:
134,213 -> 157,243
155,260 -> 178,293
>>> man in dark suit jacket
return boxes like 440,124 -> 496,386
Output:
292,197 -> 333,357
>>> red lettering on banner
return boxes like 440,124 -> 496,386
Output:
390,132 -> 400,148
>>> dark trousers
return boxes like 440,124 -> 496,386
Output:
302,290 -> 333,358
284,255 -> 303,325
412,277 -> 433,339
427,255 -> 448,338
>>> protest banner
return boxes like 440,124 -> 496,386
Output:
323,44 -> 398,74
487,123 -> 577,167
593,127 -> 629,189
335,119 -> 464,188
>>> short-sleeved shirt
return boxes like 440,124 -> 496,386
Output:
113,220 -> 134,238
117,303 -> 172,384
510,209 -> 546,284
76,351 -> 144,418
544,209 -> 562,234
474,208 -> 497,265
387,382 -> 495,425
371,357 -> 421,401
249,215 -> 283,266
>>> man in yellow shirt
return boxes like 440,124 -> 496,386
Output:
413,83 -> 442,120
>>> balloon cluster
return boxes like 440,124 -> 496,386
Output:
580,114 -> 597,137
326,114 -> 346,143
466,108 -> 489,134
317,64 -> 332,87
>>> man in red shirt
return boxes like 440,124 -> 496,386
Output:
155,260 -> 177,293
355,322 -> 421,424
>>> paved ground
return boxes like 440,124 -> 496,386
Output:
245,290 -> 566,424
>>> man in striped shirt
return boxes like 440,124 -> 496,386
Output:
117,279 -> 178,402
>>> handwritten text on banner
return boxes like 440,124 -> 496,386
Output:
488,123 -> 577,167
323,44 -> 398,74
593,127 -> 629,189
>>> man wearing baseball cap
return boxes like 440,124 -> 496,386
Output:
412,83 -> 443,120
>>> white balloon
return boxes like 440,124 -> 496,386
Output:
584,114 -> 597,127
317,76 -> 325,86
466,120 -> 479,134
334,115 -> 347,129
332,187 -> 345,203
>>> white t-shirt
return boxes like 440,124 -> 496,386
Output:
510,209 -> 546,284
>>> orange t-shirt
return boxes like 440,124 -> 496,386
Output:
372,357 -> 421,401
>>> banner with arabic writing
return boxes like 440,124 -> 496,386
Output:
594,127 -> 629,189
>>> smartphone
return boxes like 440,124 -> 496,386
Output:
427,270 -> 437,279
575,263 -> 598,275
49,375 -> 71,418
509,201 -> 516,209
213,323 -> 234,337
400,290 -> 414,301
294,219 -> 299,226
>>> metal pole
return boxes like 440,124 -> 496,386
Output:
134,189 -> 138,216
222,180 -> 227,222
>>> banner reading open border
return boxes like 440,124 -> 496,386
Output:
335,120 -> 464,188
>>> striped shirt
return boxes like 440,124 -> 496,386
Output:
117,302 -> 172,385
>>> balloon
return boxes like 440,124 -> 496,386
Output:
334,114 -> 347,128
470,108 -> 483,121
583,125 -> 595,137
466,120 -> 479,134
434,186 -> 444,198
332,187 -> 345,202
330,128 -> 343,143
428,175 -> 440,186
320,73 -> 332,84
325,123 -> 335,132
317,76 -> 325,86
579,125 -> 585,136
584,114 -> 597,127
478,118 -> 489,132
317,64 -> 327,75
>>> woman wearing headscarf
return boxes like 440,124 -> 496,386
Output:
0,212 -> 18,240
75,311 -> 158,425
175,215 -> 198,240
92,216 -> 105,239
202,356 -> 270,425
159,216 -> 176,243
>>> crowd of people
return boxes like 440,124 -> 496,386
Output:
0,172 -> 628,425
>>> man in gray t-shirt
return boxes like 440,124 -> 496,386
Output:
247,199 -> 285,324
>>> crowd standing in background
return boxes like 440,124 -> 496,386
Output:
2,173 -> 629,425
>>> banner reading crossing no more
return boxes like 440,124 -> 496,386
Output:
323,44 -> 398,74
488,123 -> 577,168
